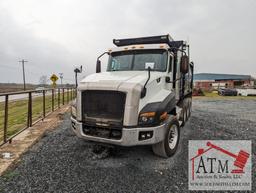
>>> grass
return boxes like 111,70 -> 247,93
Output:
0,90 -> 75,143
2,171 -> 19,180
0,83 -> 36,93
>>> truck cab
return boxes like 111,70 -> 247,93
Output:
71,35 -> 194,157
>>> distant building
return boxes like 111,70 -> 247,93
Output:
194,73 -> 254,90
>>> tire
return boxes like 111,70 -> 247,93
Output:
180,107 -> 187,126
186,104 -> 190,120
187,100 -> 192,118
152,118 -> 180,158
184,107 -> 188,122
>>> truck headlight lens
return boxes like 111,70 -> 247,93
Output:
139,112 -> 156,125
138,111 -> 167,126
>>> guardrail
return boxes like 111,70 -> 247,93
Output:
0,87 -> 76,147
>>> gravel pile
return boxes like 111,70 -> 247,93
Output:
0,98 -> 255,193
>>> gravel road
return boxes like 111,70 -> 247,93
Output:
0,98 -> 255,193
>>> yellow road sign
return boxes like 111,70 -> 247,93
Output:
50,74 -> 59,83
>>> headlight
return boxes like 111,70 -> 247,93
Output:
138,112 -> 156,125
138,111 -> 168,126
71,100 -> 77,118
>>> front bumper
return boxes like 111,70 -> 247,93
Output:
71,116 -> 167,146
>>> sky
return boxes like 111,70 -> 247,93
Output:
0,0 -> 255,84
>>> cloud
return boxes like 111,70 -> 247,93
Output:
0,0 -> 255,83
0,10 -> 78,83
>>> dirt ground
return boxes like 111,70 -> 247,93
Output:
0,98 -> 255,193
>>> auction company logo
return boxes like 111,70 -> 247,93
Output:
188,140 -> 251,191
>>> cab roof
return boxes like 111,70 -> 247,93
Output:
113,34 -> 186,49
108,43 -> 170,53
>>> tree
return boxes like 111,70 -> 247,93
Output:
39,75 -> 48,86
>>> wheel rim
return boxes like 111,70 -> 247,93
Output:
168,124 -> 178,149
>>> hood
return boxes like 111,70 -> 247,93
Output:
80,71 -> 164,86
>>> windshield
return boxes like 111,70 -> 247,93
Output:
107,50 -> 168,72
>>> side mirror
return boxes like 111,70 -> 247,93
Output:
96,59 -> 101,73
141,67 -> 151,98
180,55 -> 189,74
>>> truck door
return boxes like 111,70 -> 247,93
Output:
165,54 -> 173,91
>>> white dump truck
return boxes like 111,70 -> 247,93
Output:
71,35 -> 194,157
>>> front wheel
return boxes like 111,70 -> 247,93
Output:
152,118 -> 180,158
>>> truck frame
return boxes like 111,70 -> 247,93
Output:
71,34 -> 194,157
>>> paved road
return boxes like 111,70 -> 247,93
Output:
0,93 -> 34,102
0,98 -> 255,193
0,90 -> 66,102
0,92 -> 53,102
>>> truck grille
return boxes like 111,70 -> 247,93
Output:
83,125 -> 122,140
82,90 -> 126,124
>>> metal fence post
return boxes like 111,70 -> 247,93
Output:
27,94 -> 30,127
52,89 -> 54,111
62,88 -> 65,105
58,88 -> 60,108
43,90 -> 46,118
67,88 -> 69,102
28,92 -> 32,127
3,95 -> 9,143
30,93 -> 32,127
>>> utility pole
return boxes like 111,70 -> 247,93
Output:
19,59 -> 28,90
59,73 -> 63,87
74,66 -> 83,88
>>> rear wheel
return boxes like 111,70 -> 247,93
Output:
187,100 -> 192,118
152,118 -> 180,158
180,107 -> 187,126
184,106 -> 188,121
